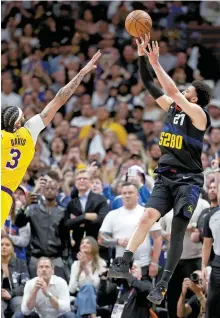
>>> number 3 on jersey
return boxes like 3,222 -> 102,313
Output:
6,149 -> 21,169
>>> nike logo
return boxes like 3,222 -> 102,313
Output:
183,176 -> 191,179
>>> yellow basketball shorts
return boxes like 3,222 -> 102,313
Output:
1,186 -> 13,227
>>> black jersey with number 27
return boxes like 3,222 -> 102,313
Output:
158,103 -> 210,172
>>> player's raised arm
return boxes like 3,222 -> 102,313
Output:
144,42 -> 209,130
40,50 -> 101,126
137,35 -> 173,112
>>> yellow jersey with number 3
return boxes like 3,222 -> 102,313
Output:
1,127 -> 35,192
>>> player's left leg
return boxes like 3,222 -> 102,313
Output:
147,173 -> 203,305
1,189 -> 13,227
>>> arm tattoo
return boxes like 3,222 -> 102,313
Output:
151,230 -> 162,240
55,71 -> 85,104
40,71 -> 85,120
100,232 -> 118,248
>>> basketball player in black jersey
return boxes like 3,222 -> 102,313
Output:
108,34 -> 212,305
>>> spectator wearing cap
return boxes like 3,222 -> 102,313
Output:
112,166 -> 150,210
125,105 -> 144,134
208,99 -> 220,128
3,187 -> 31,261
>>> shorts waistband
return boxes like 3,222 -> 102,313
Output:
155,167 -> 178,174
1,186 -> 13,197
155,166 -> 201,174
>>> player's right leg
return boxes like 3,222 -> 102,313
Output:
1,188 -> 13,227
108,176 -> 173,279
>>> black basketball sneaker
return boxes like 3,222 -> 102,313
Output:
107,257 -> 132,279
147,280 -> 168,305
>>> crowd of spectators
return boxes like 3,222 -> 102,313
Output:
1,1 -> 220,318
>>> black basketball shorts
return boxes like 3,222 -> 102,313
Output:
146,171 -> 204,219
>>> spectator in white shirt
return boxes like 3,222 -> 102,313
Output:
69,237 -> 106,318
98,181 -> 162,280
14,257 -> 75,318
1,78 -> 22,109
70,104 -> 96,128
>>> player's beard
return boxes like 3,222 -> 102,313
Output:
20,118 -> 25,127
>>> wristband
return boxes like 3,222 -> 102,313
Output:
150,262 -> 159,267
46,292 -> 53,299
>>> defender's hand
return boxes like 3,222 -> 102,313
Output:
82,50 -> 101,75
144,41 -> 159,66
136,33 -> 150,56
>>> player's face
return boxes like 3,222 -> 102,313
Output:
14,114 -> 25,130
182,86 -> 198,104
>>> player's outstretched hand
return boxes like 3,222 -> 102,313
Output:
143,41 -> 159,66
136,33 -> 150,56
82,50 -> 101,74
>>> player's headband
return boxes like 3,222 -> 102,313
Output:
14,107 -> 23,125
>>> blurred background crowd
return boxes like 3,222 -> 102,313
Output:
1,1 -> 220,318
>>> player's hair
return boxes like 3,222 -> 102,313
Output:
192,80 -> 212,108
1,106 -> 20,132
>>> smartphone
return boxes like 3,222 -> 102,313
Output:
2,277 -> 10,289
128,168 -> 137,177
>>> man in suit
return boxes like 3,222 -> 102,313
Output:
64,169 -> 109,260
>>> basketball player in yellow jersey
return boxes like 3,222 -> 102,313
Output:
1,50 -> 101,227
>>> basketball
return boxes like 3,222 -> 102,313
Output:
125,10 -> 152,37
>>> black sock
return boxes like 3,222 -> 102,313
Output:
123,250 -> 133,263
161,215 -> 189,284
161,270 -> 172,282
